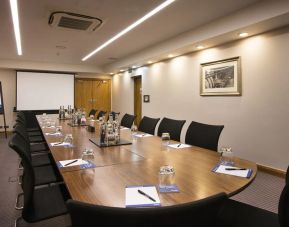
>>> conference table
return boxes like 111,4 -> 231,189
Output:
37,114 -> 257,208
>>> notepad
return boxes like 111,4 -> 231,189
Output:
50,142 -> 72,147
168,143 -> 192,149
134,133 -> 153,138
45,132 -> 62,136
125,185 -> 161,207
212,164 -> 253,178
57,159 -> 96,169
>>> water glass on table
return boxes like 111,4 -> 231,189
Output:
131,124 -> 138,136
161,132 -> 170,146
64,134 -> 73,145
219,147 -> 234,165
159,165 -> 175,187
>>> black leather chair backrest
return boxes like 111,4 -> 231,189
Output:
88,109 -> 97,117
138,116 -> 160,135
157,117 -> 186,142
67,192 -> 227,227
97,111 -> 107,119
285,166 -> 289,184
185,121 -> 224,151
9,134 -> 35,217
120,114 -> 135,128
13,124 -> 30,143
278,183 -> 289,227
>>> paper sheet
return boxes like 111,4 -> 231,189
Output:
168,143 -> 192,149
45,132 -> 62,136
134,133 -> 153,138
58,159 -> 88,167
50,142 -> 71,147
213,164 -> 252,178
125,185 -> 161,207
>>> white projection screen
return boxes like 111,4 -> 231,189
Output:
17,71 -> 74,110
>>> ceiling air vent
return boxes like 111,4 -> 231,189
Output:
48,12 -> 102,32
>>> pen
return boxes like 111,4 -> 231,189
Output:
54,141 -> 63,145
177,144 -> 181,147
137,189 -> 156,202
225,168 -> 247,170
64,159 -> 78,166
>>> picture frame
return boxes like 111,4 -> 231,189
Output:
143,95 -> 150,103
200,56 -> 241,96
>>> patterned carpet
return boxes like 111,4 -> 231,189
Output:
0,134 -> 285,226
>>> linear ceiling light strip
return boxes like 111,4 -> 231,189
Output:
82,0 -> 175,61
10,0 -> 22,55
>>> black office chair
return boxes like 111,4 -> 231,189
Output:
67,193 -> 227,227
9,134 -> 70,227
138,116 -> 160,135
157,117 -> 186,142
120,113 -> 135,128
88,109 -> 97,117
97,110 -> 107,119
16,116 -> 42,137
185,121 -> 224,151
13,124 -> 48,153
17,111 -> 41,132
10,134 -> 62,186
286,166 -> 289,184
217,166 -> 289,227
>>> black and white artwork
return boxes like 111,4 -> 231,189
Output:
200,57 -> 241,96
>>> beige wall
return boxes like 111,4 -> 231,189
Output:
112,26 -> 289,171
0,69 -> 16,131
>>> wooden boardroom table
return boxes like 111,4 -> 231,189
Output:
37,114 -> 257,208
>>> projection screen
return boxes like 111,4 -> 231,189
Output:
17,71 -> 74,111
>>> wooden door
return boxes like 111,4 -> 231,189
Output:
92,80 -> 111,116
134,76 -> 142,126
75,79 -> 93,113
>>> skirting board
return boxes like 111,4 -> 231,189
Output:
257,163 -> 286,178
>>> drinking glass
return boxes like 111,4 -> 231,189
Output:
131,124 -> 138,136
219,147 -> 234,165
82,148 -> 94,160
159,165 -> 175,187
64,134 -> 73,145
161,132 -> 170,146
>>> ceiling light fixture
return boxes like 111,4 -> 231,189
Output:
147,61 -> 153,64
82,0 -> 175,61
168,54 -> 174,58
9,0 -> 22,55
239,32 -> 249,37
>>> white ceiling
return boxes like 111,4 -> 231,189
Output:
0,0 -> 288,74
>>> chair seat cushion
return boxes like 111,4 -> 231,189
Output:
31,154 -> 51,167
30,143 -> 48,153
218,199 -> 279,227
26,127 -> 40,132
23,184 -> 69,223
34,165 -> 62,186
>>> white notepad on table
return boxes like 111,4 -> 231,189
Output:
213,164 -> 252,178
58,159 -> 88,167
125,185 -> 161,207
168,143 -> 192,149
134,133 -> 153,138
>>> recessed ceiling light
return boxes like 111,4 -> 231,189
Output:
82,0 -> 175,61
239,32 -> 249,37
147,61 -> 153,64
168,54 -> 174,58
197,45 -> 204,49
109,73 -> 114,75
10,0 -> 22,55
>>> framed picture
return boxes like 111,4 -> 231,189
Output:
143,95 -> 150,103
200,57 -> 241,96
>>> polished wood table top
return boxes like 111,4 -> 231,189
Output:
38,114 -> 257,208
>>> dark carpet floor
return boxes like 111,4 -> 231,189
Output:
0,133 -> 285,226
